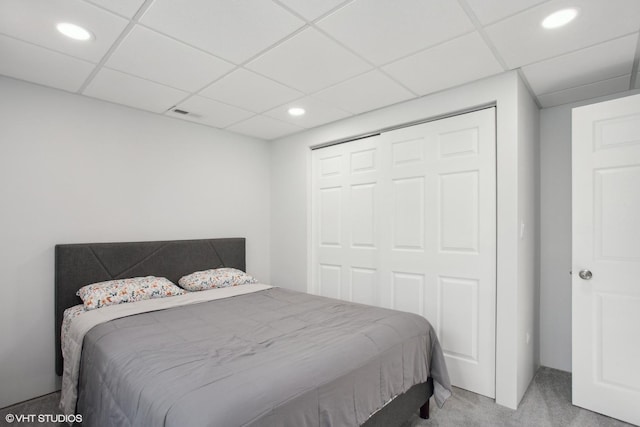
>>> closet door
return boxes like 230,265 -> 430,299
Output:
311,136 -> 382,304
380,108 -> 496,398
311,107 -> 496,398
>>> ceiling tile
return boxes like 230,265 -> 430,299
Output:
383,32 -> 503,96
106,26 -> 234,93
264,96 -> 351,128
168,96 -> 255,128
313,70 -> 415,114
246,27 -> 371,93
83,68 -> 188,113
485,0 -> 640,69
537,75 -> 630,107
199,68 -> 302,113
276,0 -> 349,21
522,34 -> 637,95
227,115 -> 304,140
140,0 -> 304,64
464,0 -> 547,25
85,0 -> 146,18
0,34 -> 95,92
317,0 -> 473,65
0,0 -> 128,63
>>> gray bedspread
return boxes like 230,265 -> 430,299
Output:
76,287 -> 451,427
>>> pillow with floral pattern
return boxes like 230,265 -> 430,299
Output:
77,276 -> 185,310
178,268 -> 258,291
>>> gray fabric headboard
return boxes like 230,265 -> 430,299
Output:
54,237 -> 246,376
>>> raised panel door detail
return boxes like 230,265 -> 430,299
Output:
594,113 -> 640,151
439,171 -> 479,253
319,155 -> 342,177
596,293 -> 640,391
350,148 -> 376,174
392,138 -> 424,166
392,177 -> 424,251
438,276 -> 478,362
319,264 -> 341,299
438,127 -> 479,158
391,272 -> 424,316
595,166 -> 640,260
351,267 -> 377,305
350,183 -> 376,248
319,187 -> 341,247
573,93 -> 640,425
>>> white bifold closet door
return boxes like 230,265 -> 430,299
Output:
311,107 -> 496,398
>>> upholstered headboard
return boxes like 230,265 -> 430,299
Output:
54,237 -> 246,376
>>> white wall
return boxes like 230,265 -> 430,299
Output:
539,102 -> 573,373
538,88 -> 640,373
271,70 -> 539,409
0,77 -> 271,408
516,78 -> 541,399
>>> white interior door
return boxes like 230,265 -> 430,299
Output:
311,108 -> 496,398
572,94 -> 640,426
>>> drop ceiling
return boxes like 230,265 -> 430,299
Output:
1,0 -> 639,140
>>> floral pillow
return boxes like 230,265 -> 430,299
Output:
77,276 -> 185,310
178,268 -> 258,291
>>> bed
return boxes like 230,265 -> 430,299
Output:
55,238 -> 451,426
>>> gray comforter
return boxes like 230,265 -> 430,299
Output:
77,287 -> 450,427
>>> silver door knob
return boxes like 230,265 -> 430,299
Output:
578,270 -> 593,280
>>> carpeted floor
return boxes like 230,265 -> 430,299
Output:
1,367 -> 634,426
403,367 -> 634,427
1,392 -> 64,426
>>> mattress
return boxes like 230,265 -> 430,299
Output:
64,286 -> 450,426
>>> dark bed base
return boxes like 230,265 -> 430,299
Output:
362,378 -> 433,426
420,398 -> 430,419
55,237 -> 434,426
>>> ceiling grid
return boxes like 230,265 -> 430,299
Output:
1,0 -> 639,139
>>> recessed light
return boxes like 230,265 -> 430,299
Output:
541,8 -> 578,29
56,22 -> 93,41
288,107 -> 306,116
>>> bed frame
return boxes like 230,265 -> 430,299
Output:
54,237 -> 431,424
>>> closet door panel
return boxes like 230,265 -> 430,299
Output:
312,137 -> 381,303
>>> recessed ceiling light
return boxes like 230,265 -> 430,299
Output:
56,22 -> 93,41
288,107 -> 306,116
541,8 -> 578,29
